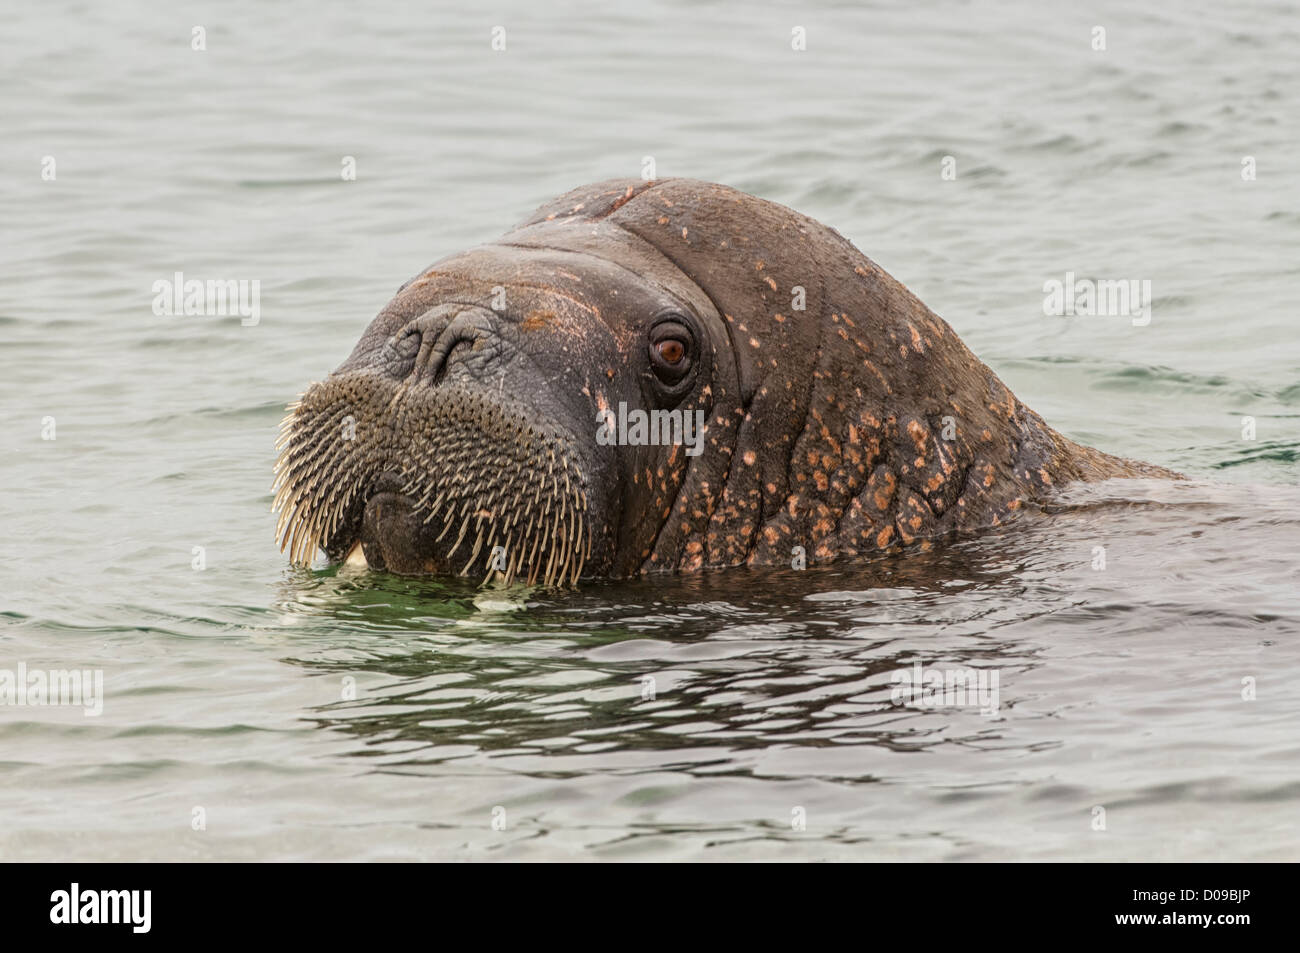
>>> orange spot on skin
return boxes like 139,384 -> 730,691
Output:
743,450 -> 757,465
873,472 -> 896,511
607,188 -> 636,213
862,360 -> 890,392
520,310 -> 554,331
876,526 -> 894,547
764,277 -> 778,292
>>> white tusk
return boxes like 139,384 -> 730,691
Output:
344,541 -> 369,568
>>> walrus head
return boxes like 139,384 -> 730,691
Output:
274,180 -> 745,584
275,179 -> 1174,584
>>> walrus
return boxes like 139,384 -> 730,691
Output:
273,178 -> 1177,585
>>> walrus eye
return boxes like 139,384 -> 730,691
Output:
648,318 -> 694,383
655,339 -> 685,365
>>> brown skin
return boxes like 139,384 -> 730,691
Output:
274,178 -> 1178,582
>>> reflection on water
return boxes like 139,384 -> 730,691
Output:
286,543 -> 1047,772
246,480 -> 1300,859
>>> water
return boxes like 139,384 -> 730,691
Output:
2,0 -> 1298,860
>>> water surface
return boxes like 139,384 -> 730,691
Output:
2,0 -> 1298,860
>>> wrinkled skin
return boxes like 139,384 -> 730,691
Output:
274,178 -> 1178,584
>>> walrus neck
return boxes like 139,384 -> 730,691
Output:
639,336 -> 1175,573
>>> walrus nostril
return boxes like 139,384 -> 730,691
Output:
424,327 -> 492,385
427,335 -> 477,386
398,305 -> 498,385
380,328 -> 422,379
394,331 -> 420,362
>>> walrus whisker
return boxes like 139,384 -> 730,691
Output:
444,514 -> 472,562
465,519 -> 488,565
434,511 -> 457,544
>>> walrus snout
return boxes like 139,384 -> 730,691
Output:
274,368 -> 602,585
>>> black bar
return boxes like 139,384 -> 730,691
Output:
2,863 -> 1283,940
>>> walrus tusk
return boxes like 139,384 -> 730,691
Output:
344,541 -> 368,568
